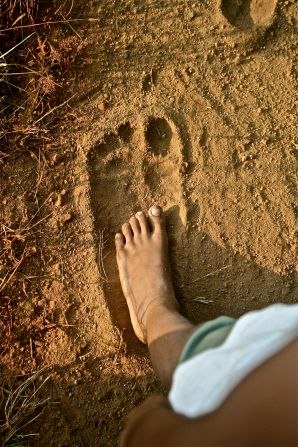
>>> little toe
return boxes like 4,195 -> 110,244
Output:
148,205 -> 165,234
129,216 -> 141,237
135,211 -> 150,235
122,222 -> 133,243
115,233 -> 125,250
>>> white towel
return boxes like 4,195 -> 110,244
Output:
169,304 -> 298,418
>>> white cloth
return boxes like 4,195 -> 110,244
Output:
169,304 -> 298,418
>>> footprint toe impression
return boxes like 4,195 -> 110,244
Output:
145,117 -> 172,156
220,0 -> 277,31
143,115 -> 187,241
250,0 -> 277,28
144,117 -> 182,208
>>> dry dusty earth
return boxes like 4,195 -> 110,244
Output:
1,0 -> 298,446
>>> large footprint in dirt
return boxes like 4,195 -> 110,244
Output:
88,122 -> 144,347
88,116 -> 189,343
143,116 -> 187,238
219,0 -> 277,30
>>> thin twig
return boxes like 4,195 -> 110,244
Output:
24,211 -> 53,231
33,94 -> 76,125
59,230 -> 64,288
1,71 -> 42,76
1,369 -> 51,445
0,18 -> 101,33
0,246 -> 29,292
61,13 -> 83,42
189,264 -> 232,285
191,297 -> 214,304
24,193 -> 53,229
98,230 -> 108,281
29,336 -> 34,360
0,33 -> 35,59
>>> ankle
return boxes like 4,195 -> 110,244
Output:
142,301 -> 180,332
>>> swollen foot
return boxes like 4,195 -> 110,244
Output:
115,206 -> 179,343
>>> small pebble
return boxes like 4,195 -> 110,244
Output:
55,194 -> 63,207
61,212 -> 72,225
97,101 -> 107,112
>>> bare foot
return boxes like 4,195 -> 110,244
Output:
115,206 -> 179,343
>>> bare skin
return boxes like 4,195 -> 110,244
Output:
115,206 -> 195,387
115,206 -> 298,447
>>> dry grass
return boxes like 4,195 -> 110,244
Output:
0,369 -> 51,446
1,223 -> 39,294
0,223 -> 33,358
0,0 -> 84,356
0,1 -> 37,30
0,196 -> 55,357
0,0 -> 83,159
98,229 -> 109,282
0,1 -> 91,443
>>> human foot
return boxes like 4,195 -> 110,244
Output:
115,206 -> 179,343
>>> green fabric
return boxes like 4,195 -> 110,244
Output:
179,316 -> 236,363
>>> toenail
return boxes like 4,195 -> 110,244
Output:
150,206 -> 161,217
136,211 -> 143,215
115,233 -> 122,239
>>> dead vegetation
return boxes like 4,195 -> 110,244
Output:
0,0 -> 85,159
0,369 -> 51,447
0,3 -> 86,439
0,0 -> 83,348
0,208 -> 50,357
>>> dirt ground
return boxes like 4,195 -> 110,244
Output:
1,0 -> 297,446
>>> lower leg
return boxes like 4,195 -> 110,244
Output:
145,305 -> 195,388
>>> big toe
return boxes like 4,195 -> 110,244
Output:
148,205 -> 165,234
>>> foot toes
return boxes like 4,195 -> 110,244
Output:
148,205 -> 165,233
122,222 -> 133,243
129,216 -> 141,236
135,211 -> 150,235
115,232 -> 125,250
